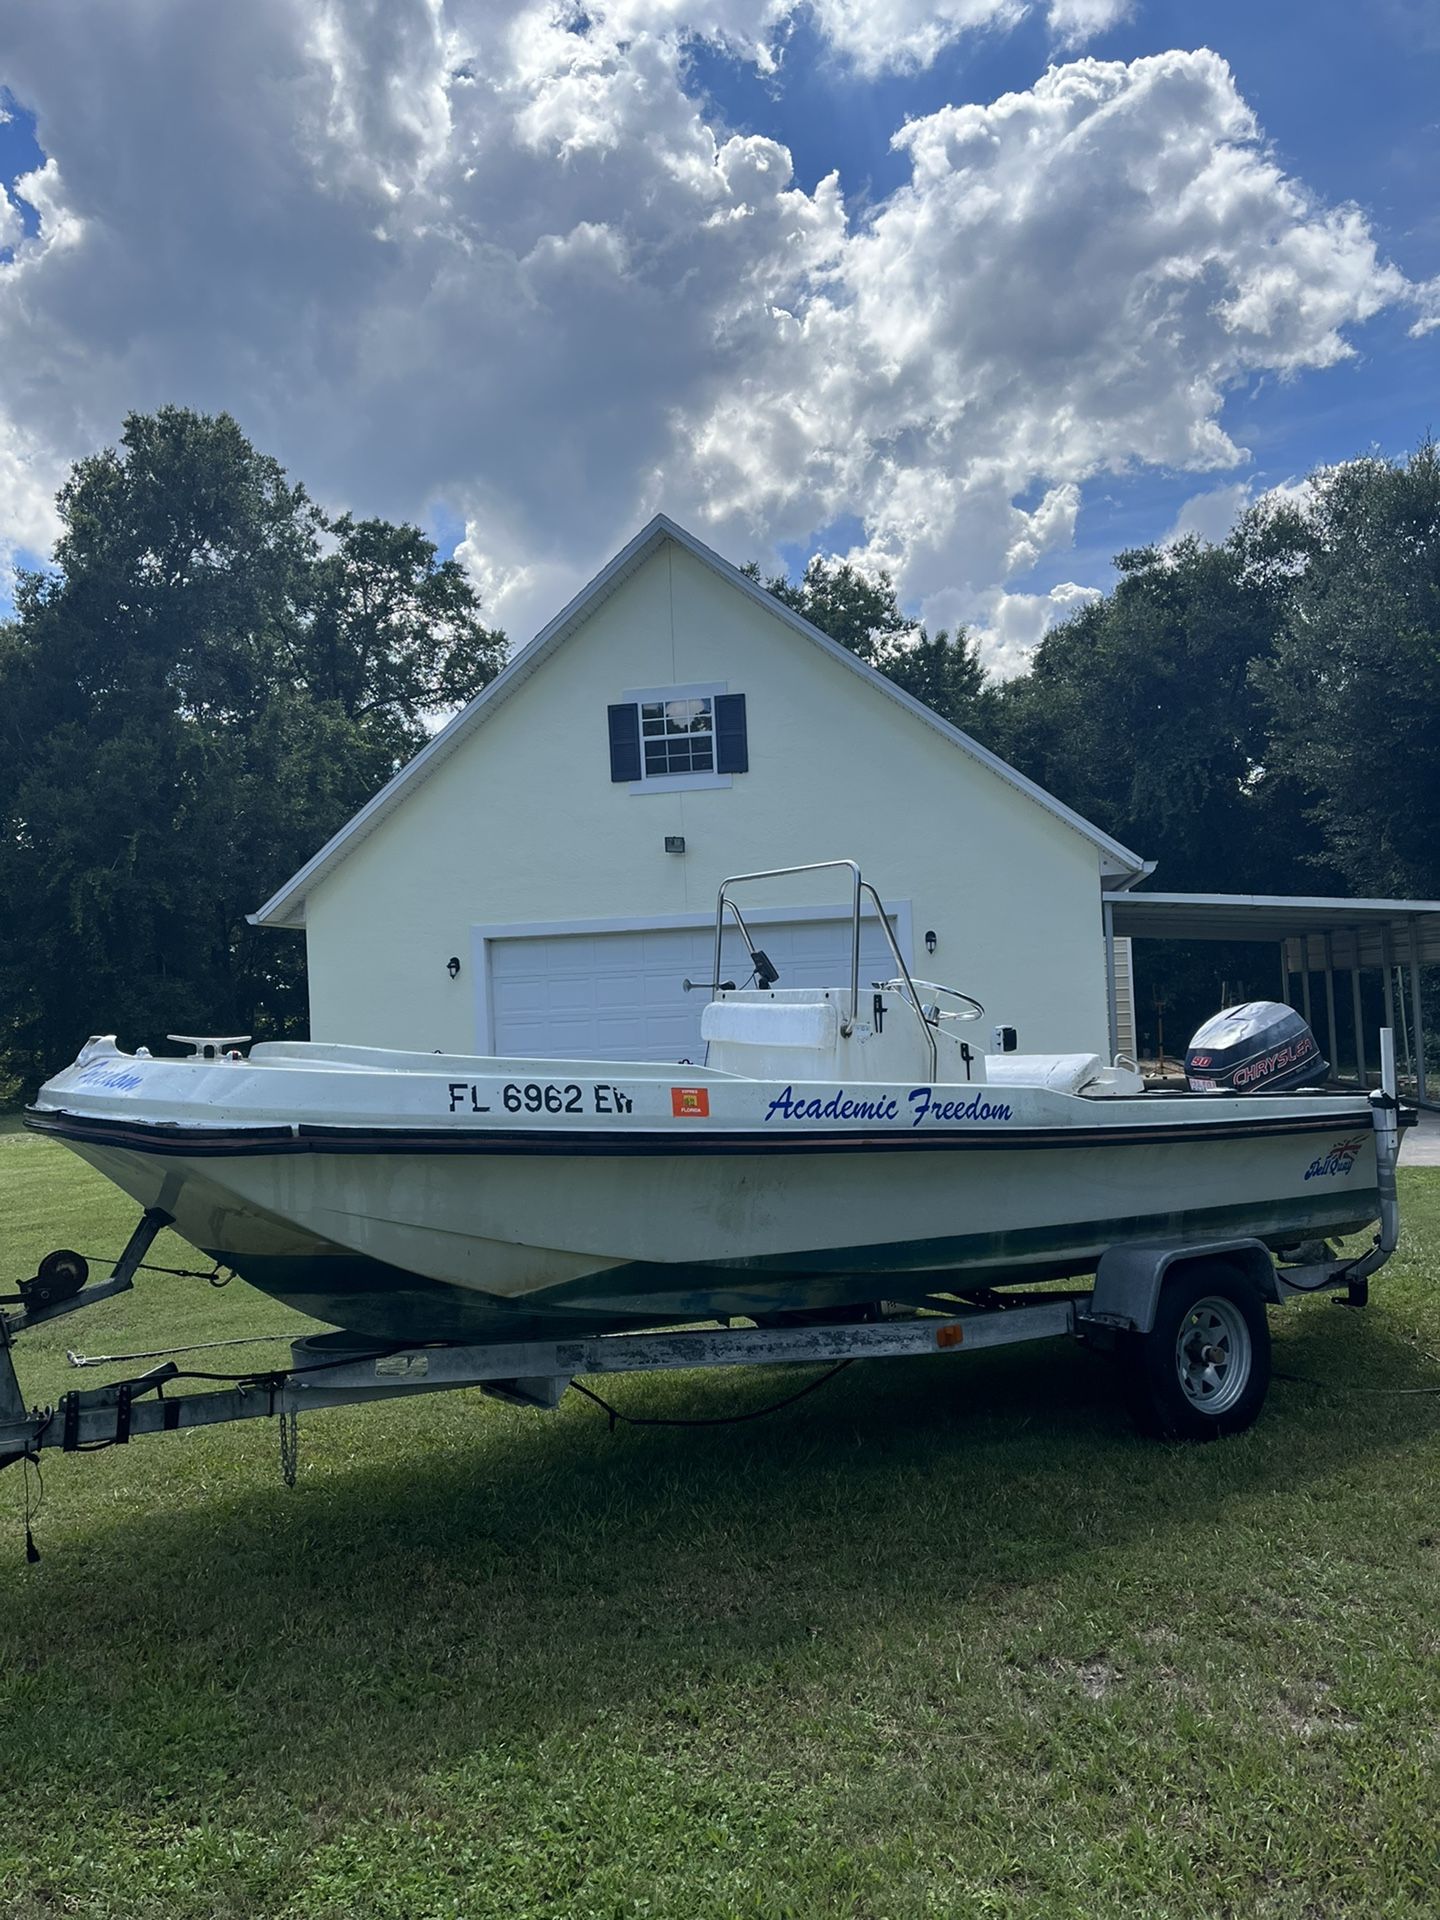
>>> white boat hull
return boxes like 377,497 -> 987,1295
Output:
30,1040 -> 1383,1341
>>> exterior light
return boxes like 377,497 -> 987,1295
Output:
925,930 -> 937,955
446,956 -> 461,979
664,835 -> 686,854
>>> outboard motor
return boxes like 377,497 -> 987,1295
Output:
1184,1000 -> 1328,1094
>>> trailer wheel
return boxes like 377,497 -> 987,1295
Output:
1124,1265 -> 1271,1441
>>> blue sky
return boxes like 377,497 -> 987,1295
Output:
0,95 -> 43,259
2,2 -> 1437,668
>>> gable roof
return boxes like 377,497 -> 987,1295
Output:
252,513 -> 1148,928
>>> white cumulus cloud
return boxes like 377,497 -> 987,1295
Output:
1161,480 -> 1254,547
971,579 -> 1103,675
0,8 -> 1428,677
1046,0 -> 1133,51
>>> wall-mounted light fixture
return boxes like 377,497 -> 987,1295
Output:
664,835 -> 686,855
446,956 -> 461,979
924,929 -> 937,956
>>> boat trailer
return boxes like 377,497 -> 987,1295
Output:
2,1041 -> 1404,1495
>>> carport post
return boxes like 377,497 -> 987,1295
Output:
1322,933 -> 1338,1075
1103,900 -> 1119,1060
1279,941 -> 1289,1005
1381,926 -> 1396,1032
1409,918 -> 1429,1104
1300,946 -> 1313,1026
1350,932 -> 1366,1088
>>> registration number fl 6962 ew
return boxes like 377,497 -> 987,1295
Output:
445,1081 -> 634,1115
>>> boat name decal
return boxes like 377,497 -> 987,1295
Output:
76,1064 -> 146,1091
1303,1135 -> 1367,1181
763,1085 -> 1013,1127
906,1087 -> 1014,1127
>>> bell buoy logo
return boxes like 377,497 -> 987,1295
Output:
1304,1135 -> 1366,1181
672,1086 -> 710,1118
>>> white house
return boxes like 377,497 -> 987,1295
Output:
253,515 -> 1149,1063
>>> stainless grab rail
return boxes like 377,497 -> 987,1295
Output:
711,860 -> 939,1080
859,877 -> 938,1081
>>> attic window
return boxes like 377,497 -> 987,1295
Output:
608,686 -> 748,789
642,697 -> 713,775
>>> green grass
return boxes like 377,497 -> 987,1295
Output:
3,1127 -> 1440,1919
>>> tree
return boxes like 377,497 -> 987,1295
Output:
1253,444 -> 1440,899
745,554 -> 991,732
979,510 -> 1340,1055
750,554 -> 914,666
0,407 -> 505,1093
304,515 -> 501,757
988,513 -> 1329,896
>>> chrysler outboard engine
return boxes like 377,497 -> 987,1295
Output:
1184,1000 -> 1328,1094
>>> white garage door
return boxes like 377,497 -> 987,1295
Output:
486,915 -> 904,1064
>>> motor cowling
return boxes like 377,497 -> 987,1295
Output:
1184,1000 -> 1328,1094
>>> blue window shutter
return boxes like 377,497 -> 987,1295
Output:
715,693 -> 748,774
607,703 -> 642,782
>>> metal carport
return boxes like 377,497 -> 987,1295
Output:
1102,892 -> 1440,1107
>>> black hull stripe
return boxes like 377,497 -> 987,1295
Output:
26,1106 -> 1373,1159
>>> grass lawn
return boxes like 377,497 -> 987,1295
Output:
2,1126 -> 1439,1919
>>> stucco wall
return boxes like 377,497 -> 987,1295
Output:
302,540 -> 1114,1056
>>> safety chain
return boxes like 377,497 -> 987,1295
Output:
278,1409 -> 299,1488
67,1251 -> 233,1284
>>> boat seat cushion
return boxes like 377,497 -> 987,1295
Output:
700,999 -> 840,1050
986,1052 -> 1117,1095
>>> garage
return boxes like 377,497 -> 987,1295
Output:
482,911 -> 907,1064
265,518 -> 1141,1060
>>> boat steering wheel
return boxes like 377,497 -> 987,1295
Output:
878,978 -> 985,1022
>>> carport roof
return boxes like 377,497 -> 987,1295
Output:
1109,891 -> 1440,967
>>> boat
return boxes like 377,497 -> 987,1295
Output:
25,862 -> 1389,1346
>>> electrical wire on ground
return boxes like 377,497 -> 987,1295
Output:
571,1359 -> 855,1431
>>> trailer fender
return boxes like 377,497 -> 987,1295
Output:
1082,1238 -> 1279,1335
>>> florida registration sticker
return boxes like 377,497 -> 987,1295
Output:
671,1086 -> 710,1118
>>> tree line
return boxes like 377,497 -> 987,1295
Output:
2,409 -> 1436,1093
754,448 -> 1440,1052
0,408 -> 504,1098
758,447 -> 1440,904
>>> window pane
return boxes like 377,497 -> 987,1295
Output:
630,694 -> 719,777
665,697 -> 709,732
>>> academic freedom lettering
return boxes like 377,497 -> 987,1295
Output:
764,1085 -> 1014,1128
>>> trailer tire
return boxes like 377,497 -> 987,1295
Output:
1123,1264 -> 1271,1441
